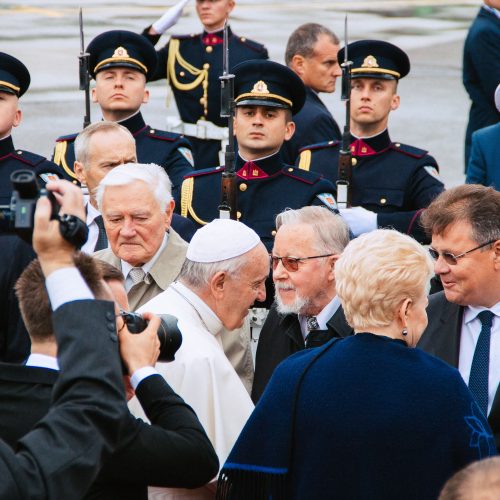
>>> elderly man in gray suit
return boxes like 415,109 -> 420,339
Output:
94,162 -> 186,311
94,162 -> 253,390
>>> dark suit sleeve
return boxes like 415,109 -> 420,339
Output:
98,374 -> 219,488
466,130 -> 487,185
0,300 -> 127,500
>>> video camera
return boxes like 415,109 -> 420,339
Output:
0,169 -> 88,247
120,311 -> 183,362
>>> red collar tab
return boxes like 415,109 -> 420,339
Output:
202,34 -> 224,46
237,162 -> 269,179
350,139 -> 377,156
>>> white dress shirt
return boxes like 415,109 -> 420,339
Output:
459,302 -> 500,415
81,201 -> 103,254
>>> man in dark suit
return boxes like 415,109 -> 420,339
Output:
418,185 -> 500,451
252,206 -> 353,403
281,23 -> 342,165
463,0 -> 500,169
466,84 -> 500,190
0,179 -> 128,498
2,251 -> 218,499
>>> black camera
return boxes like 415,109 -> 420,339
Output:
0,169 -> 88,247
120,311 -> 182,362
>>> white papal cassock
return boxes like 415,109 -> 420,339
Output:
129,281 -> 254,499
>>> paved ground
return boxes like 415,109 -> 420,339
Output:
1,0 -> 482,186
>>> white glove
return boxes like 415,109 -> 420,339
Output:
152,0 -> 191,34
339,206 -> 377,237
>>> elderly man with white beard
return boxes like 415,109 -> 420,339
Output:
251,206 -> 354,403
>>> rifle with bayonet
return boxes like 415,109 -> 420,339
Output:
78,7 -> 91,129
336,15 -> 353,209
218,19 -> 237,220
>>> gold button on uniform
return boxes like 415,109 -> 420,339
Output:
237,211 -> 242,220
351,158 -> 358,166
288,167 -> 293,172
149,130 -> 155,134
203,63 -> 210,69
271,230 -> 277,236
239,183 -> 247,192
179,71 -> 185,77
205,46 -> 213,53
380,198 -> 387,204
395,143 -> 401,148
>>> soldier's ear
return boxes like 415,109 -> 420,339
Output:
142,88 -> 150,104
91,87 -> 98,104
390,94 -> 400,111
284,120 -> 295,142
12,108 -> 22,129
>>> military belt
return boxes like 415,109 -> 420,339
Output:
166,117 -> 229,141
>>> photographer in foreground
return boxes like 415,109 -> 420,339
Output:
0,179 -> 128,498
0,180 -> 218,499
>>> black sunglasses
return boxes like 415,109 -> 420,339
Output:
270,253 -> 334,272
428,239 -> 496,266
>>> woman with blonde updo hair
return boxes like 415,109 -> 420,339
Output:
217,230 -> 496,500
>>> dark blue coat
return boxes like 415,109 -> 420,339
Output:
219,334 -> 496,500
180,152 -> 337,251
0,135 -> 65,205
143,26 -> 268,167
466,122 -> 500,190
296,130 -> 444,243
52,112 -> 194,207
463,6 -> 500,168
281,86 -> 341,165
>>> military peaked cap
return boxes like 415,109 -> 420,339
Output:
233,60 -> 306,115
87,30 -> 158,81
339,40 -> 410,80
0,52 -> 30,97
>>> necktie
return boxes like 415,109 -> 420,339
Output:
306,316 -> 320,332
468,310 -> 494,416
93,215 -> 108,251
129,267 -> 145,286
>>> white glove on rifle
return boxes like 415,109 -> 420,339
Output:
339,206 -> 377,237
152,0 -> 191,34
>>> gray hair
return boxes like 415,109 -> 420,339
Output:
95,163 -> 172,211
178,254 -> 248,290
285,23 -> 340,66
276,206 -> 350,254
74,121 -> 134,167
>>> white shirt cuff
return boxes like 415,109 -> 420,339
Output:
130,366 -> 159,390
46,267 -> 94,311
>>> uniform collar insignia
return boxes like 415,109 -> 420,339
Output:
113,46 -> 130,59
362,55 -> 379,68
252,80 -> 269,94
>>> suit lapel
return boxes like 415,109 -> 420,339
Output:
281,315 -> 305,350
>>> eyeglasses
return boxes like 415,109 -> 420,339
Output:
428,239 -> 496,266
270,253 -> 334,272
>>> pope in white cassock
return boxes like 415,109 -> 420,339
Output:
129,218 -> 270,499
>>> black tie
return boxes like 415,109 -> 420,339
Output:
468,310 -> 495,416
93,215 -> 108,251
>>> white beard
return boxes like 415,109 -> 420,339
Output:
274,283 -> 310,315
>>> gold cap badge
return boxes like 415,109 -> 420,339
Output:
362,55 -> 379,68
112,46 -> 129,59
252,80 -> 269,94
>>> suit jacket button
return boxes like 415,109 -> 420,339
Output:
109,332 -> 118,342
106,311 -> 114,321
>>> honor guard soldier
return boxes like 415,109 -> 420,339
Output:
53,30 -> 194,207
297,40 -> 445,244
180,59 -> 337,252
0,52 -> 64,205
142,0 -> 268,168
